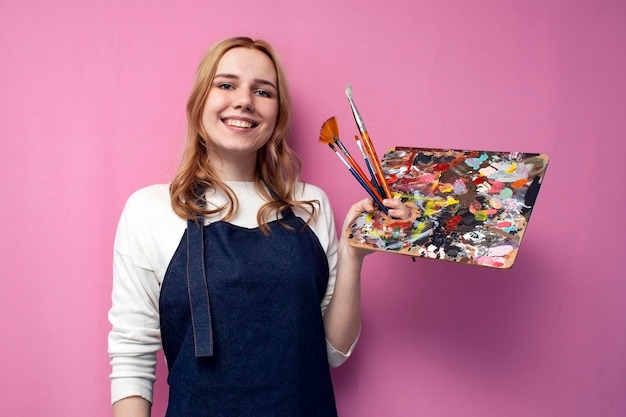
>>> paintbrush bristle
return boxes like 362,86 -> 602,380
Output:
345,83 -> 353,99
319,117 -> 339,144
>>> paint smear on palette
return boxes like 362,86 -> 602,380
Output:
346,147 -> 549,269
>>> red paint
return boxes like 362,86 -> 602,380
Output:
433,163 -> 450,171
446,215 -> 462,231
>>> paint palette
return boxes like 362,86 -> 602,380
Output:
345,147 -> 549,268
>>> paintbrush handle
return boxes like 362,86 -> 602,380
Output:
346,167 -> 390,216
354,136 -> 385,198
360,131 -> 392,199
331,148 -> 389,215
335,139 -> 385,203
345,154 -> 385,203
365,159 -> 386,199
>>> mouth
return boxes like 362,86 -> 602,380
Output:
223,118 -> 259,129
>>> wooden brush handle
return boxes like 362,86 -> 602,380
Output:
360,131 -> 392,199
344,154 -> 384,202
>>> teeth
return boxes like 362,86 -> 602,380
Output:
225,119 -> 254,128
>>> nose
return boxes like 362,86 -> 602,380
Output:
234,87 -> 254,112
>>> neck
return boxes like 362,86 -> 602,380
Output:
211,152 -> 257,181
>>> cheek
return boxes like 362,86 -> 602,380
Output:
265,104 -> 279,128
200,97 -> 225,128
203,91 -> 228,114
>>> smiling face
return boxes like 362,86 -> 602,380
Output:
201,47 -> 279,177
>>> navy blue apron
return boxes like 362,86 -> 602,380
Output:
159,206 -> 338,416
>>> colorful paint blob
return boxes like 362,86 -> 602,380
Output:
346,147 -> 550,269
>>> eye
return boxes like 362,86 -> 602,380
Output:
217,83 -> 235,91
254,89 -> 272,98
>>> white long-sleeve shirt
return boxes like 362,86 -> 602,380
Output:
108,181 -> 357,404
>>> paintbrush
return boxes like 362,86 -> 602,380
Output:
354,134 -> 385,199
320,117 -> 384,203
345,83 -> 393,199
319,118 -> 389,215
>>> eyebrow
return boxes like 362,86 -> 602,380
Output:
214,73 -> 278,91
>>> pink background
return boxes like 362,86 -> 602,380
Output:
1,0 -> 624,416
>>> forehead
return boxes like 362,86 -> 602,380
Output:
216,47 -> 277,83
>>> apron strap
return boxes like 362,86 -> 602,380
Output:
186,218 -> 214,357
267,186 -> 295,220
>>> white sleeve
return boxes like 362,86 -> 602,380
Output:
299,183 -> 360,368
108,192 -> 163,405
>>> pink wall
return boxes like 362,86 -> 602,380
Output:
1,0 -> 624,416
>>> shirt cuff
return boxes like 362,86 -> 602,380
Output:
111,376 -> 154,405
326,328 -> 360,368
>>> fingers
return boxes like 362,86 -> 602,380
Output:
341,198 -> 375,231
382,198 -> 412,219
345,197 -> 412,223
350,197 -> 376,216
342,197 -> 412,232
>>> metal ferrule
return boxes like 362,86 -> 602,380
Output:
347,98 -> 367,133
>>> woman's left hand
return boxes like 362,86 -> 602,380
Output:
339,197 -> 412,259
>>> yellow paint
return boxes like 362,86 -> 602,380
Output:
506,162 -> 517,173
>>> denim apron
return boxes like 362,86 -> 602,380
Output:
159,206 -> 338,417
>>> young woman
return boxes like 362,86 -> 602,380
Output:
108,36 -> 408,417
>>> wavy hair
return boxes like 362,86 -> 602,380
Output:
169,37 -> 318,231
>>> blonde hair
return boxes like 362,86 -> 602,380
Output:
169,36 -> 317,231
